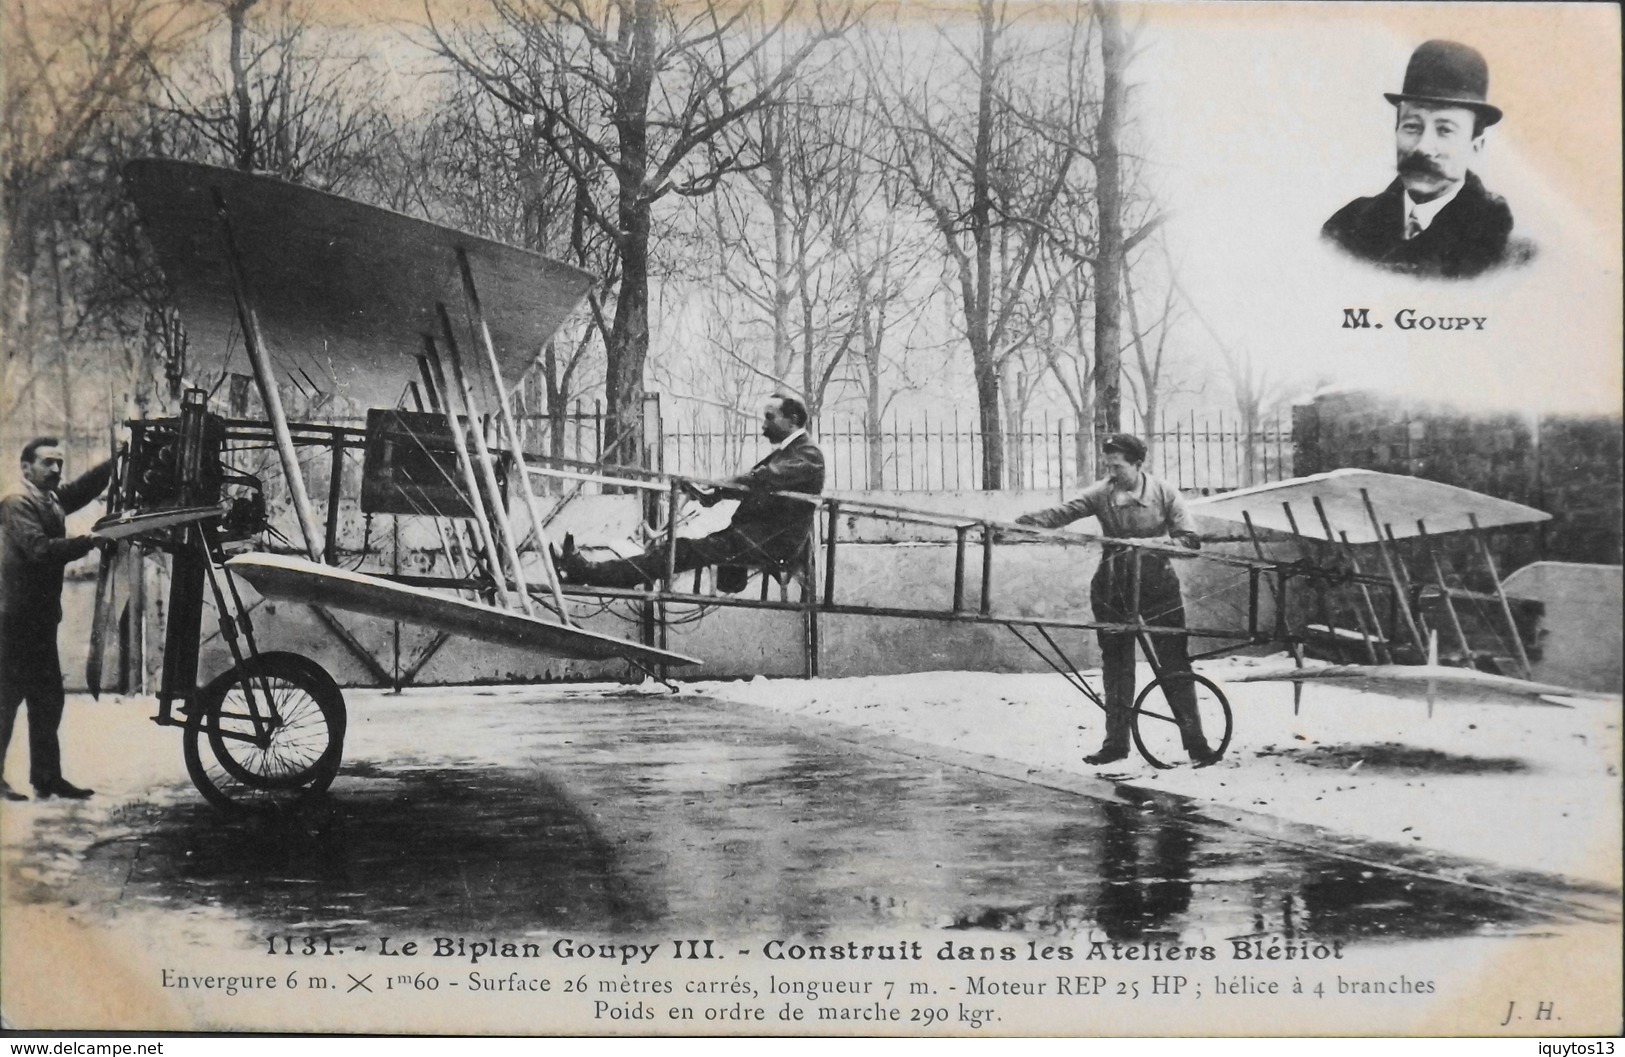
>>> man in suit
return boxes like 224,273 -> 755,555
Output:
1322,40 -> 1522,279
1014,434 -> 1216,766
556,394 -> 824,590
1,438 -> 114,800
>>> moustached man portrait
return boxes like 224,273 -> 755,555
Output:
1321,39 -> 1532,279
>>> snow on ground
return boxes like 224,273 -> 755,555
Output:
695,653 -> 1623,889
15,659 -> 1620,892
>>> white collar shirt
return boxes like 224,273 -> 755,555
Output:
1403,180 -> 1465,236
772,427 -> 807,453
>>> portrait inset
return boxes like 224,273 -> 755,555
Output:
1322,39 -> 1534,279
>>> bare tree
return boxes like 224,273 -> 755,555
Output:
426,0 -> 853,472
1089,0 -> 1127,450
701,58 -> 936,441
150,0 -> 389,190
1034,251 -> 1096,482
1120,237 -> 1192,457
847,176 -> 934,489
1173,274 -> 1285,487
1023,1 -> 1164,474
866,0 -> 1103,489
408,74 -> 613,460
2,0 -> 206,438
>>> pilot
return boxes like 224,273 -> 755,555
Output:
1014,433 -> 1216,766
555,394 -> 824,590
1,438 -> 114,801
1321,40 -> 1523,279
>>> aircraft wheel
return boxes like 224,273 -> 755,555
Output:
1131,672 -> 1233,770
183,653 -> 346,809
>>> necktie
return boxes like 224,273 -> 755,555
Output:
1405,210 -> 1423,240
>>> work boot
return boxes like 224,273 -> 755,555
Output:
0,780 -> 27,802
1086,704 -> 1133,765
34,779 -> 94,800
1186,743 -> 1222,768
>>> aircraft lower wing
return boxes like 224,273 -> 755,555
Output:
227,553 -> 700,668
1228,662 -> 1613,705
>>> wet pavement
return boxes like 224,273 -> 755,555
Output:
33,690 -> 1591,947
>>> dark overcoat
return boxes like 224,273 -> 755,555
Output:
726,433 -> 825,562
1321,171 -> 1515,279
0,461 -> 112,634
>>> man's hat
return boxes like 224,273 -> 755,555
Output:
1384,40 -> 1502,127
1101,433 -> 1147,464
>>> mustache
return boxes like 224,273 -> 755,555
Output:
1397,151 -> 1445,178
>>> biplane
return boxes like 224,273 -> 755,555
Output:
102,158 -> 697,809
99,159 -> 1570,811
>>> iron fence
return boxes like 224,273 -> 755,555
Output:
512,400 -> 1294,494
665,410 -> 1295,494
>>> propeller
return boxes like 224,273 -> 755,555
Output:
86,542 -> 122,699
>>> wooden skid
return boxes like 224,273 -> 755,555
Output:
1229,663 -> 1605,702
227,553 -> 699,668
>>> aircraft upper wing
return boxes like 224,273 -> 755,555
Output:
122,158 -> 596,411
1191,468 -> 1551,543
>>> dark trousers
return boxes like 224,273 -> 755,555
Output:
1090,549 -> 1208,755
0,629 -> 67,789
571,528 -> 785,590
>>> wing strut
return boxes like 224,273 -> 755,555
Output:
436,304 -> 535,616
1469,513 -> 1535,679
1240,510 -> 1305,670
212,187 -> 324,562
1361,488 -> 1429,659
1416,519 -> 1473,661
456,249 -> 572,624
423,335 -> 517,610
1312,496 -> 1389,664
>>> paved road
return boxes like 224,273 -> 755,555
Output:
30,689 -> 1593,947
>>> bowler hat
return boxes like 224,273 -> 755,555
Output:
1384,40 -> 1502,127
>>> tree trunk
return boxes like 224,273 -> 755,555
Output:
228,0 -> 259,171
604,210 -> 650,470
969,0 -> 1002,489
766,108 -> 794,384
1090,0 -> 1125,470
602,0 -> 658,474
1001,365 -> 1027,489
865,385 -> 884,489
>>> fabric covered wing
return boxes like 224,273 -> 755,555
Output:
228,554 -> 700,668
123,159 -> 595,411
1191,468 -> 1549,543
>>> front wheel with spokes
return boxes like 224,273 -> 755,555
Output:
183,652 -> 346,809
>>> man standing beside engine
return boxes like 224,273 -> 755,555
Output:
1,438 -> 113,801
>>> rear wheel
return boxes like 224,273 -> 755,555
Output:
183,653 -> 346,810
1131,671 -> 1232,769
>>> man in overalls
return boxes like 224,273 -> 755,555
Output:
1015,433 -> 1216,766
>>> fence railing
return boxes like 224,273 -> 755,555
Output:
21,393 -> 1291,499
664,411 -> 1294,495
512,401 -> 1293,494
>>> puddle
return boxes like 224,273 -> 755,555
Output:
37,696 -> 1578,946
